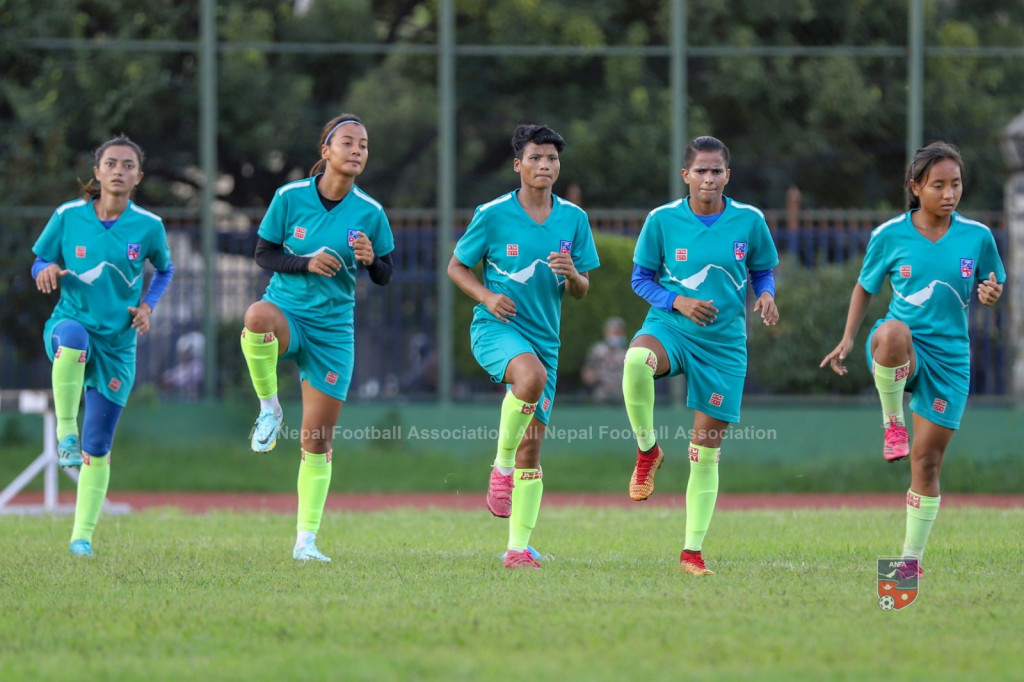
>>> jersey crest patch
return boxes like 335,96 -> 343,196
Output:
733,241 -> 748,261
559,240 -> 573,254
127,242 -> 141,261
960,258 -> 974,279
347,229 -> 360,246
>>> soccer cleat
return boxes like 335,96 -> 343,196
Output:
679,549 -> 714,576
251,408 -> 284,452
883,418 -> 910,462
293,540 -> 331,563
486,467 -> 514,517
503,548 -> 541,569
501,546 -> 541,563
629,444 -> 664,501
58,435 -> 83,468
68,539 -> 93,557
897,560 -> 923,581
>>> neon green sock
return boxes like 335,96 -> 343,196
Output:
297,450 -> 332,534
70,454 -> 110,543
623,347 -> 657,451
52,345 -> 87,440
508,468 -> 543,550
902,490 -> 940,561
873,361 -> 909,427
494,391 -> 537,469
684,443 -> 720,552
240,328 -> 280,400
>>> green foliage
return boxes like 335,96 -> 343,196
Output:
748,255 -> 891,395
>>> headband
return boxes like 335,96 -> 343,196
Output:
324,119 -> 362,145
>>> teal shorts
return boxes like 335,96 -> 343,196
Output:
43,316 -> 136,407
634,320 -> 745,423
280,309 -> 354,401
866,322 -> 966,430
470,321 -> 557,425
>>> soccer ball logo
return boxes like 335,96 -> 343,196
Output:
878,594 -> 895,611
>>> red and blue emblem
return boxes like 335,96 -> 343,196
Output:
960,258 -> 975,279
559,240 -> 573,254
733,241 -> 748,261
127,243 -> 142,261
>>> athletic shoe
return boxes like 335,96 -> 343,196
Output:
897,560 -> 922,581
251,408 -> 284,452
503,548 -> 541,569
883,419 -> 910,462
679,549 -> 714,576
293,539 -> 331,563
68,539 -> 93,557
501,546 -> 542,563
58,435 -> 83,468
629,444 -> 664,501
486,467 -> 514,517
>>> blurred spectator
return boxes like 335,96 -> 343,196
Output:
581,317 -> 626,403
161,331 -> 205,397
565,181 -> 583,206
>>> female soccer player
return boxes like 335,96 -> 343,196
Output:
32,134 -> 174,557
447,124 -> 600,569
623,135 -> 779,576
821,141 -> 1004,575
240,114 -> 395,563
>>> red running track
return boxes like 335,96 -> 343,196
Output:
6,491 -> 1023,514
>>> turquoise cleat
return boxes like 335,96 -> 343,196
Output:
250,408 -> 284,452
293,540 -> 331,563
58,435 -> 83,468
69,539 -> 93,557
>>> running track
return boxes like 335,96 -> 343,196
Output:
6,491 -> 1024,514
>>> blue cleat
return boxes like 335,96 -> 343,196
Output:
69,539 -> 93,557
250,408 -> 284,452
293,540 -> 331,563
58,435 -> 83,468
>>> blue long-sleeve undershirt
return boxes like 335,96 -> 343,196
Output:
631,263 -> 775,311
32,256 -> 174,310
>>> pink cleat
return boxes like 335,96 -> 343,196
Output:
486,467 -> 514,517
679,549 -> 715,576
883,418 -> 910,462
503,548 -> 541,569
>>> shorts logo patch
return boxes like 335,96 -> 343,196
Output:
960,258 -> 975,279
733,241 -> 748,261
906,491 -> 921,508
507,244 -> 519,257
559,240 -> 573,254
542,398 -> 551,411
520,403 -> 536,415
127,242 -> 141,261
347,229 -> 360,247
899,265 -> 911,278
294,226 -> 306,239
75,246 -> 86,258
709,392 -> 724,407
676,248 -> 688,261
689,446 -> 700,462
895,366 -> 910,381
108,378 -> 122,392
520,470 -> 543,480
325,371 -> 339,385
932,398 -> 947,413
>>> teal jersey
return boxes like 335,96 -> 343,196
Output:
258,176 -> 394,333
454,190 -> 600,357
858,210 -> 1006,383
32,198 -> 172,346
634,196 -> 779,372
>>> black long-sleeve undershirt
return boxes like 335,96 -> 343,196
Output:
254,237 -> 393,285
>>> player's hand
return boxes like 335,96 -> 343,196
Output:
352,232 -> 376,266
482,291 -> 516,322
672,296 -> 718,326
547,251 -> 579,283
753,292 -> 779,326
35,263 -> 69,294
308,252 -> 342,277
129,303 -> 152,335
978,272 -> 1002,306
820,338 -> 853,376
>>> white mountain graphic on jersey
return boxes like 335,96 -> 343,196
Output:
663,264 -> 746,291
285,245 -> 357,271
67,262 -> 143,287
892,280 -> 969,309
486,258 -> 556,284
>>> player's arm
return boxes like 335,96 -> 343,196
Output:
32,256 -> 68,294
548,251 -> 589,299
254,236 -> 340,278
820,282 -> 873,375
446,255 -> 516,322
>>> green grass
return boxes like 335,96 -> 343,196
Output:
1,507 -> 1022,681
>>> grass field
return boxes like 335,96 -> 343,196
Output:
2,506 -> 1022,681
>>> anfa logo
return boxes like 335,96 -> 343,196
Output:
559,240 -> 573,254
676,248 -> 688,261
520,402 -> 536,415
76,246 -> 86,258
294,226 -> 307,239
932,398 -> 948,414
325,371 -> 339,385
733,241 -> 748,261
709,392 -> 724,407
960,258 -> 975,278
507,244 -> 519,257
347,229 -> 360,246
127,242 -> 142,261
900,265 -> 912,278
108,378 -> 122,392
877,557 -> 919,610
688,446 -> 700,462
